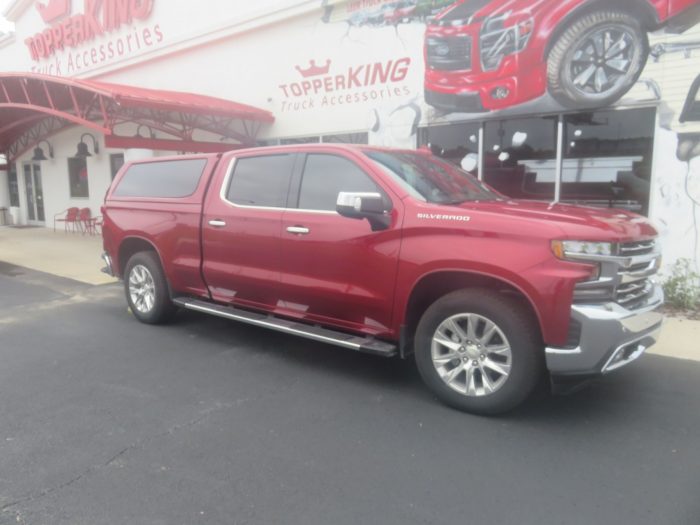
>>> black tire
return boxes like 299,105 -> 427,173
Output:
414,289 -> 543,415
547,10 -> 649,108
123,251 -> 177,325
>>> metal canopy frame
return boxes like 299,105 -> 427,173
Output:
0,73 -> 274,162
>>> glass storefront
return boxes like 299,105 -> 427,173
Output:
419,107 -> 655,215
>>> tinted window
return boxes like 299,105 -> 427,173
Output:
563,108 -> 655,215
113,158 -> 207,198
226,154 -> 295,207
483,117 -> 557,201
298,154 -> 379,211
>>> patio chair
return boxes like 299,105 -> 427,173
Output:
53,207 -> 80,233
78,207 -> 102,235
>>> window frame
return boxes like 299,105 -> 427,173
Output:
67,156 -> 90,199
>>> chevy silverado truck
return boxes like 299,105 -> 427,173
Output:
101,144 -> 664,414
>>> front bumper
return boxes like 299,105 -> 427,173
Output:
545,285 -> 664,376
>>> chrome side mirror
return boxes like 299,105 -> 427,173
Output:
336,192 -> 391,231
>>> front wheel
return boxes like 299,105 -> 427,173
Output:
546,10 -> 649,108
414,289 -> 543,415
124,251 -> 176,324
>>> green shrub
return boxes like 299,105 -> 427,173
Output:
662,259 -> 700,310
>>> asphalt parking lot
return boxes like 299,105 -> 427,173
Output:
0,262 -> 698,525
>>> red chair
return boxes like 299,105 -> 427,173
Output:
53,207 -> 80,233
78,208 -> 102,235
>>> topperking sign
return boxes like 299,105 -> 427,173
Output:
24,0 -> 163,74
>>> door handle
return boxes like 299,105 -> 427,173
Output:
286,225 -> 310,235
208,219 -> 227,227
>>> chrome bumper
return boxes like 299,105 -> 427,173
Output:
545,284 -> 664,376
101,252 -> 114,277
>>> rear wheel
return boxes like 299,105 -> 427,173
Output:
414,289 -> 543,415
124,251 -> 176,324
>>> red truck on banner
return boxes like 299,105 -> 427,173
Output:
424,0 -> 700,112
101,144 -> 664,414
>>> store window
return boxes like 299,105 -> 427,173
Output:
68,157 -> 89,198
322,132 -> 369,144
110,154 -> 125,180
279,136 -> 321,145
298,154 -> 379,211
563,108 -> 655,214
8,163 -> 19,207
483,117 -> 558,201
418,122 -> 481,176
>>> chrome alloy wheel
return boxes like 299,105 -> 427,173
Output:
128,264 -> 156,314
567,25 -> 636,97
431,313 -> 512,397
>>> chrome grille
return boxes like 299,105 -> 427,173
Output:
426,36 -> 472,71
572,239 -> 661,311
616,279 -> 653,309
618,240 -> 655,256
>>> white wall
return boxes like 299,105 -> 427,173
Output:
13,128 -> 122,227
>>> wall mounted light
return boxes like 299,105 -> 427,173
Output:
32,140 -> 54,161
75,133 -> 100,158
134,124 -> 156,139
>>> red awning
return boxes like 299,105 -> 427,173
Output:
0,73 -> 274,160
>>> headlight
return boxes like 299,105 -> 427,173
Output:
551,240 -> 613,259
480,12 -> 534,71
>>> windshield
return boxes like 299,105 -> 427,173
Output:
364,150 -> 501,204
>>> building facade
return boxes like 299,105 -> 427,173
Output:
1,0 -> 699,274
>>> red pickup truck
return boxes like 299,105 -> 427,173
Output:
101,144 -> 664,414
424,0 -> 700,112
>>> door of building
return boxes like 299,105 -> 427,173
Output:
23,162 -> 45,224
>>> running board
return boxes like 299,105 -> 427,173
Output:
173,298 -> 397,357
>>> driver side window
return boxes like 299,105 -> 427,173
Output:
297,154 -> 380,211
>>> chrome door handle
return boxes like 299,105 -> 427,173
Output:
208,219 -> 227,227
286,226 -> 310,235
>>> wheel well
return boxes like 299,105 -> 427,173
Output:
543,0 -> 658,59
403,272 -> 541,354
118,237 -> 158,278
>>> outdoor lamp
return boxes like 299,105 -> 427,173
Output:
134,124 -> 156,139
75,133 -> 100,158
32,140 -> 54,161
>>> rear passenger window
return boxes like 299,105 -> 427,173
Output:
113,158 -> 208,198
298,154 -> 379,211
226,154 -> 295,207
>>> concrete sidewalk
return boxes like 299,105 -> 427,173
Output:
0,225 -> 115,285
0,224 -> 696,361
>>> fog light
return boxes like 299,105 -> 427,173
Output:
491,87 -> 510,99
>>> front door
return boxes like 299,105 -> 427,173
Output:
278,152 -> 402,336
23,162 -> 45,224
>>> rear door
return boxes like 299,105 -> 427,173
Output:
202,152 -> 298,309
277,151 -> 402,336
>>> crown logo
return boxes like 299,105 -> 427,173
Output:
295,59 -> 331,78
36,0 -> 71,24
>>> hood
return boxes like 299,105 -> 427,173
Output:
435,0 -> 547,23
458,200 -> 658,241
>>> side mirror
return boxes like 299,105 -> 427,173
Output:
336,192 -> 392,231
